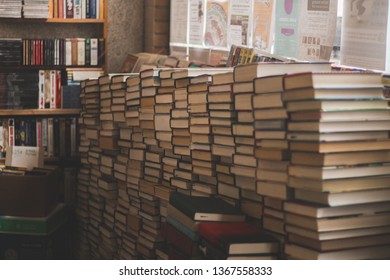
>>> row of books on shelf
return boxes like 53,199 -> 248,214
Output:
0,38 -> 104,67
0,117 -> 78,159
0,0 -> 104,19
0,69 -> 85,110
52,0 -> 105,19
226,45 -> 292,67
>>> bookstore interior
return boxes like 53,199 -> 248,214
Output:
0,0 -> 390,261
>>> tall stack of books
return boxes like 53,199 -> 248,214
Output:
75,78 -> 102,259
155,69 -> 176,151
136,68 -> 164,259
253,74 -> 290,236
230,68 -> 259,218
284,71 -> 390,260
188,74 -> 220,196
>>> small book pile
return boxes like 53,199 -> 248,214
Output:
0,0 -> 22,18
160,192 -> 246,259
284,71 -> 390,260
198,221 -> 280,260
23,0 -> 49,18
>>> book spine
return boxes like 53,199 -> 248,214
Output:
58,0 -> 64,19
47,118 -> 54,157
74,0 -> 81,18
71,38 -> 78,66
50,70 -> 57,109
98,38 -> 104,66
65,38 -> 72,66
85,0 -> 90,18
90,38 -> 98,66
70,117 -> 77,157
56,70 -> 62,109
66,0 -> 74,18
84,38 -> 91,65
41,118 -> 48,157
36,119 -> 42,147
89,0 -> 96,18
81,0 -> 87,18
77,38 -> 85,65
38,70 -> 45,109
8,118 -> 14,147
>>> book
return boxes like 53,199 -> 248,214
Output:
287,131 -> 389,143
291,150 -> 390,166
285,211 -> 390,232
293,188 -> 390,207
288,233 -> 390,252
284,243 -> 390,260
286,100 -> 389,112
288,163 -> 390,180
198,222 -> 280,255
169,192 -> 245,222
289,109 -> 390,122
283,87 -> 386,101
288,175 -> 390,193
284,200 -> 390,218
289,139 -> 390,153
284,72 -> 384,90
233,62 -> 332,82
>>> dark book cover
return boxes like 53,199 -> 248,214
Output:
169,192 -> 245,222
161,221 -> 200,258
66,0 -> 74,18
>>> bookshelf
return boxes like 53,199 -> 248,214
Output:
0,109 -> 80,117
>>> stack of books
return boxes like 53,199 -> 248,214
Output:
161,192 -> 246,259
23,0 -> 49,18
187,75 -> 217,177
253,74 -> 290,236
0,1 -> 22,18
284,71 -> 390,260
230,67 -> 259,217
198,221 -> 280,260
75,78 -> 101,259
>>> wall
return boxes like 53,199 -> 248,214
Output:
107,0 -> 145,72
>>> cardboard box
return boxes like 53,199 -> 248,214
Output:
0,168 -> 59,217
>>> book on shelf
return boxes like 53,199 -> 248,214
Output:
169,192 -> 245,222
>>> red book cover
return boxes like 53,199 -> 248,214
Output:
161,222 -> 200,258
198,222 -> 280,255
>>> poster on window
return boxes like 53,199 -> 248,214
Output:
189,0 -> 206,45
229,0 -> 252,47
204,0 -> 229,47
274,0 -> 338,61
253,0 -> 275,51
341,0 -> 389,71
170,0 -> 189,44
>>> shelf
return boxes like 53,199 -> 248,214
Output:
0,18 -> 105,24
0,109 -> 81,117
46,18 -> 105,24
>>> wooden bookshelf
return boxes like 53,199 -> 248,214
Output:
0,109 -> 81,117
